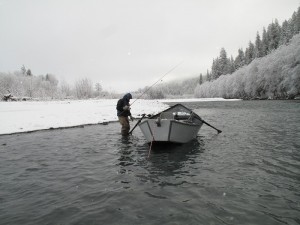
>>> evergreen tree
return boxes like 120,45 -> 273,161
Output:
45,74 -> 58,86
234,48 -> 245,70
211,48 -> 231,80
245,41 -> 255,65
26,69 -> 32,76
206,70 -> 211,82
199,73 -> 203,85
255,32 -> 263,57
280,20 -> 291,45
262,27 -> 269,56
244,48 -> 250,65
268,20 -> 281,51
274,19 -> 281,46
211,58 -> 219,80
229,56 -> 235,74
290,11 -> 298,36
219,48 -> 230,75
296,7 -> 300,33
203,6 -> 300,84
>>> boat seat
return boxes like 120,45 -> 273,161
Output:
174,114 -> 190,120
159,112 -> 174,119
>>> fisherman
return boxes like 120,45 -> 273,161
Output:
116,93 -> 134,136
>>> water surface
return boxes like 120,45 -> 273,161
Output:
0,100 -> 300,225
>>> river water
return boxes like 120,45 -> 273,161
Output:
0,100 -> 299,225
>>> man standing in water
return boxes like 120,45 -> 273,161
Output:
116,93 -> 134,136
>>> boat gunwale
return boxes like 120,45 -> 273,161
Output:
149,103 -> 198,118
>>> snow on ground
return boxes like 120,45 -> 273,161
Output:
0,99 -> 168,135
0,98 -> 240,135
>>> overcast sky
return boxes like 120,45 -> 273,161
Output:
0,0 -> 299,93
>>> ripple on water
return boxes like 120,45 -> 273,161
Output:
0,100 -> 300,225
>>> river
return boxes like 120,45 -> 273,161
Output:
0,100 -> 299,225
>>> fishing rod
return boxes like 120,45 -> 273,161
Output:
118,61 -> 183,120
130,61 -> 184,106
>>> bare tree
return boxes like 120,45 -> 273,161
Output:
60,81 -> 72,99
75,78 -> 93,99
95,83 -> 102,96
21,65 -> 26,75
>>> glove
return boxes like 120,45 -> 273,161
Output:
123,105 -> 130,111
130,116 -> 134,121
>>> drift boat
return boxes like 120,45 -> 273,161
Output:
138,104 -> 203,144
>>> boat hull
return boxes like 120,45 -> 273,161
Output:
139,119 -> 202,144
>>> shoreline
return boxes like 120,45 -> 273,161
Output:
0,97 -> 276,136
0,121 -> 119,137
0,99 -> 169,136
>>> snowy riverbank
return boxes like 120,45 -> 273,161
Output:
0,98 -> 240,135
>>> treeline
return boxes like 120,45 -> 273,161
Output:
0,65 -> 114,100
203,6 -> 300,81
144,7 -> 300,100
194,33 -> 300,99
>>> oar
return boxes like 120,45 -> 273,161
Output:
129,114 -> 146,135
192,112 -> 222,134
201,119 -> 222,133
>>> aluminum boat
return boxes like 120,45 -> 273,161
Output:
138,104 -> 203,144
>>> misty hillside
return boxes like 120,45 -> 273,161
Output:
194,33 -> 300,99
138,77 -> 199,99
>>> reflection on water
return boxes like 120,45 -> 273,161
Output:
1,100 -> 300,225
117,134 -> 205,183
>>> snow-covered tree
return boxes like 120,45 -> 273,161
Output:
45,74 -> 58,86
26,69 -> 32,76
199,73 -> 203,85
21,65 -> 26,75
255,32 -> 263,58
229,56 -> 235,74
204,6 -> 299,85
219,48 -> 230,75
59,81 -> 72,98
206,70 -> 211,82
95,83 -> 102,96
280,20 -> 292,45
245,41 -> 255,65
210,48 -> 231,80
148,89 -> 165,99
211,58 -> 219,80
296,7 -> 300,33
194,33 -> 300,100
261,27 -> 269,56
75,78 -> 93,99
290,11 -> 298,36
268,19 -> 281,51
234,48 -> 245,69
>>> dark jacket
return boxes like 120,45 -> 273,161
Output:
116,93 -> 132,117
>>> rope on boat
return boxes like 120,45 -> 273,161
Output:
148,140 -> 153,159
148,126 -> 155,159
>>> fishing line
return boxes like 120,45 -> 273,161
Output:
130,61 -> 184,106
